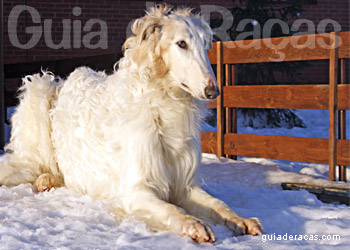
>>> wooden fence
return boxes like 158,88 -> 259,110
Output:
201,31 -> 350,182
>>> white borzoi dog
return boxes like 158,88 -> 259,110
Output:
0,5 -> 262,243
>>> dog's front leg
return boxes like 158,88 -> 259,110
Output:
120,190 -> 215,243
180,186 -> 262,236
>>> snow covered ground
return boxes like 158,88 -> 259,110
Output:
0,155 -> 349,250
0,108 -> 349,249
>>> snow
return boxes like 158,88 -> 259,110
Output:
0,156 -> 349,249
238,109 -> 349,140
1,108 -> 349,249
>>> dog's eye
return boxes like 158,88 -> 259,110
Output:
176,41 -> 187,49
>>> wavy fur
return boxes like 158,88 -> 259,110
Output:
0,4 -> 262,243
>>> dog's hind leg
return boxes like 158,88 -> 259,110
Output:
34,173 -> 55,192
0,159 -> 40,187
0,158 -> 57,192
0,72 -> 64,190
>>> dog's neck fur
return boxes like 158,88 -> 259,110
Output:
113,40 -> 208,203
142,74 -> 205,203
155,87 -> 205,203
116,58 -> 204,203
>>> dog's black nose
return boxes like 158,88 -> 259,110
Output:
205,80 -> 219,99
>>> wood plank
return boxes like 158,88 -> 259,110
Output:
339,59 -> 347,182
281,183 -> 350,205
338,140 -> 350,166
339,31 -> 350,59
231,67 -> 238,161
207,42 -> 217,64
230,65 -> 238,136
329,32 -> 339,181
223,84 -> 350,110
205,100 -> 216,109
224,133 -> 350,166
228,64 -> 238,160
338,109 -> 347,182
225,64 -> 232,159
216,42 -> 224,157
0,0 -> 4,149
219,32 -> 349,64
207,31 -> 349,64
225,133 -> 329,164
200,132 -> 217,154
200,133 -> 350,166
339,84 -> 350,110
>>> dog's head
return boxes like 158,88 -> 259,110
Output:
123,4 -> 219,100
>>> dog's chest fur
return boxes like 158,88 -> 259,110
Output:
147,94 -> 202,203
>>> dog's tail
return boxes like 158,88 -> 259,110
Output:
0,72 -> 63,187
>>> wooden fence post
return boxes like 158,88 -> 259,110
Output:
225,64 -> 232,158
225,64 -> 237,160
216,41 -> 224,158
0,0 -> 5,150
231,65 -> 237,160
328,32 -> 339,181
338,58 -> 347,182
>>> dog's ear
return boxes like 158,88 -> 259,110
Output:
129,16 -> 162,43
203,24 -> 213,50
129,4 -> 171,46
138,17 -> 162,44
192,16 -> 213,50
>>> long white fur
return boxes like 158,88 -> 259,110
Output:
0,5 -> 262,243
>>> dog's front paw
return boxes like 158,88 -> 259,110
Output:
225,217 -> 263,236
244,217 -> 263,235
34,173 -> 55,192
182,216 -> 215,243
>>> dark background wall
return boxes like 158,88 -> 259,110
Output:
2,0 -> 350,83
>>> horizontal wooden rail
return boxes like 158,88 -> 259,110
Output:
224,134 -> 350,166
207,32 -> 349,64
201,132 -> 217,154
206,100 -> 216,109
223,84 -> 350,110
201,132 -> 350,166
